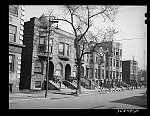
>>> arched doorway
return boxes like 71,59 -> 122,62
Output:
48,61 -> 54,80
65,64 -> 71,81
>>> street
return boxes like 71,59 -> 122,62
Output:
9,88 -> 147,109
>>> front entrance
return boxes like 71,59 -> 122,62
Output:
48,61 -> 54,80
65,64 -> 71,81
44,61 -> 54,90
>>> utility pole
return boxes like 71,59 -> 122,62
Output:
132,55 -> 134,88
44,15 -> 59,98
45,17 -> 51,98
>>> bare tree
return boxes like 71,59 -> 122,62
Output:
52,5 -> 119,96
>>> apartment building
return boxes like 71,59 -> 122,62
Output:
9,5 -> 25,93
20,16 -> 76,90
95,41 -> 123,88
122,60 -> 138,86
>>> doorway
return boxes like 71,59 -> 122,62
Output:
65,64 -> 71,81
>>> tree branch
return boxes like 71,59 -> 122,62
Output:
89,7 -> 107,19
77,6 -> 90,42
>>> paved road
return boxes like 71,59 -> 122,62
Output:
9,88 -> 147,109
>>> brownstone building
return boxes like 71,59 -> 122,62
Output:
94,41 -> 122,88
20,16 -> 76,90
9,5 -> 25,93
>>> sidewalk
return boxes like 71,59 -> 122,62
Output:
9,88 -> 145,103
9,88 -> 108,102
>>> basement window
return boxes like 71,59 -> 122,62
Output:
35,81 -> 41,88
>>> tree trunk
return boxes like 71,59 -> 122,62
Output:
76,61 -> 82,96
75,43 -> 82,96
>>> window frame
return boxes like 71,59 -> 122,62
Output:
89,68 -> 93,79
58,42 -> 65,55
106,71 -> 108,79
65,43 -> 70,57
34,61 -> 43,74
35,81 -> 42,88
9,5 -> 18,16
9,24 -> 17,42
95,69 -> 98,79
9,54 -> 15,72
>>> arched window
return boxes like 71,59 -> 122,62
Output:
34,61 -> 43,74
56,63 -> 63,76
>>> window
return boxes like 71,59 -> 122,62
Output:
95,69 -> 98,79
116,49 -> 119,56
9,25 -> 17,42
116,72 -> 119,78
106,58 -> 109,67
35,81 -> 41,88
65,43 -> 70,56
102,70 -> 104,79
59,42 -> 65,55
34,61 -> 43,74
120,49 -> 122,56
120,72 -> 122,79
110,71 -> 112,79
86,54 -> 88,62
95,56 -> 98,63
38,37 -> 46,52
110,58 -> 112,66
47,39 -> 53,53
113,59 -> 115,67
39,37 -> 45,44
116,60 -> 119,67
120,60 -> 122,67
90,54 -> 93,62
98,68 -> 101,79
114,48 -> 115,56
9,5 -> 18,16
113,71 -> 115,78
90,68 -> 93,79
106,71 -> 108,79
9,54 -> 15,72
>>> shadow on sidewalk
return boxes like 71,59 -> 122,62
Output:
110,93 -> 147,108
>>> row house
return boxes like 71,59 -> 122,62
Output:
9,5 -> 25,93
90,41 -> 123,88
20,16 -> 76,90
19,14 -> 123,90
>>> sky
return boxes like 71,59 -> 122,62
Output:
24,5 -> 147,70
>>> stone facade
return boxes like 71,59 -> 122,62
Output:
89,41 -> 123,88
20,15 -> 123,90
104,41 -> 122,87
9,5 -> 25,93
21,17 -> 76,90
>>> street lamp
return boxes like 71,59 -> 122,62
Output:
44,16 -> 59,98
